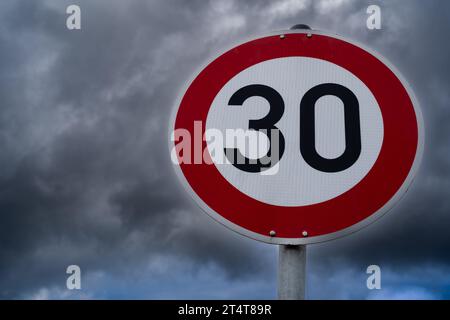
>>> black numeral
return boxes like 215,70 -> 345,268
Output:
300,83 -> 361,172
225,83 -> 361,173
224,84 -> 285,172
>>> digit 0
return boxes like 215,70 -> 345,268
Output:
300,83 -> 361,172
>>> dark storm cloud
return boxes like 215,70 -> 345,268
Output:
0,0 -> 449,299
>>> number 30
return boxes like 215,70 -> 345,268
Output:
224,83 -> 361,173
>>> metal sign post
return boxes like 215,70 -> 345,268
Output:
277,25 -> 310,301
278,245 -> 306,300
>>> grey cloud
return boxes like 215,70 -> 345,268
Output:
0,0 -> 449,299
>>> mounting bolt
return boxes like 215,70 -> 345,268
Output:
302,231 -> 308,237
279,34 -> 285,39
269,230 -> 276,237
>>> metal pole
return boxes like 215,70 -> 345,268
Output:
277,245 -> 306,300
276,23 -> 310,301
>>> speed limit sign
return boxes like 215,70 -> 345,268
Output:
170,29 -> 423,245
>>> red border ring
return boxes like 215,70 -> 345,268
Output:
171,30 -> 424,245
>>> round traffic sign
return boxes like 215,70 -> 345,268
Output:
170,30 -> 423,244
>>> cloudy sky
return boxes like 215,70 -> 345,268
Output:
0,0 -> 449,299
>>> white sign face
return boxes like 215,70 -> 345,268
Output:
206,57 -> 383,206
